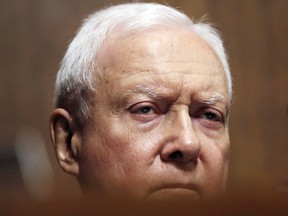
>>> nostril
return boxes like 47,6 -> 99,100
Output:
169,151 -> 183,159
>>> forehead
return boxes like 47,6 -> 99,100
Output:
98,26 -> 224,75
96,26 -> 228,98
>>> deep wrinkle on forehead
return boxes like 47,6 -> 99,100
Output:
113,75 -> 230,115
124,84 -> 228,105
96,26 -> 229,109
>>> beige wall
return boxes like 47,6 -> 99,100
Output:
0,0 -> 287,198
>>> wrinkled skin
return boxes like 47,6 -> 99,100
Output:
52,26 -> 230,200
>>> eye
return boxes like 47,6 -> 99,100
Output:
129,102 -> 159,116
136,105 -> 154,114
194,109 -> 225,129
128,102 -> 160,123
203,112 -> 222,122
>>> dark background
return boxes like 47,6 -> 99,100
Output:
0,0 -> 287,200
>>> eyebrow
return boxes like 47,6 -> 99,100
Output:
123,85 -> 164,100
122,86 -> 230,112
199,93 -> 230,114
200,93 -> 225,105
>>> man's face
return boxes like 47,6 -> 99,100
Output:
78,27 -> 230,200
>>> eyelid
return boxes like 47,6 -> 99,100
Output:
204,111 -> 223,122
193,107 -> 226,124
209,110 -> 224,123
128,101 -> 159,114
126,101 -> 162,124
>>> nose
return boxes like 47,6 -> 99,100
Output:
160,109 -> 201,164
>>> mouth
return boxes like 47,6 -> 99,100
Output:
146,186 -> 200,200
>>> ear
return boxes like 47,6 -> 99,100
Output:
49,108 -> 81,176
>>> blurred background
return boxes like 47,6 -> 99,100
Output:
0,0 -> 287,201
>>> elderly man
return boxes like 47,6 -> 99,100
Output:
50,2 -> 232,200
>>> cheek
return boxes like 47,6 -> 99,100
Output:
82,123 -> 158,176
198,143 -> 229,198
110,117 -> 163,156
200,134 -> 230,177
199,125 -> 230,160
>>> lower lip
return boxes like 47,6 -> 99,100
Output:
147,188 -> 200,200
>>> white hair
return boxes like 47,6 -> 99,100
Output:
55,2 -> 232,126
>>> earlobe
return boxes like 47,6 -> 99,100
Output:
49,108 -> 80,176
